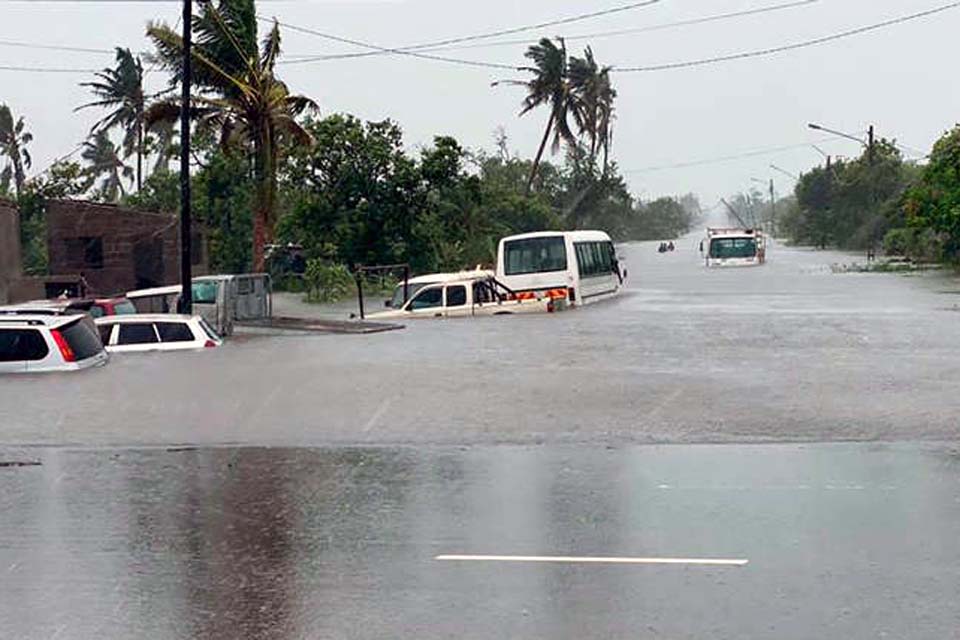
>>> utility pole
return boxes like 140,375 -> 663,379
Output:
179,0 -> 193,314
867,124 -> 875,165
769,178 -> 776,236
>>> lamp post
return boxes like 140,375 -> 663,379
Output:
808,122 -> 874,165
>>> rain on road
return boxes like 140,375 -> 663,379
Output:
2,239 -> 960,639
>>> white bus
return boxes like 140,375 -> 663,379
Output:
495,231 -> 625,306
702,228 -> 767,267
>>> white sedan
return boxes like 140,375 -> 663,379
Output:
95,314 -> 223,353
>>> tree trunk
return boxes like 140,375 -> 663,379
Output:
12,152 -> 24,199
251,123 -> 276,273
137,118 -> 143,192
526,116 -> 554,194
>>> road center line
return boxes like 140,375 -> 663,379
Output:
435,555 -> 748,566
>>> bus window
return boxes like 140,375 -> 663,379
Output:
504,237 -> 567,275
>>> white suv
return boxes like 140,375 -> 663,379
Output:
0,314 -> 109,373
95,314 -> 223,353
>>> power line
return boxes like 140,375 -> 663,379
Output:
0,39 -> 114,55
0,64 -> 99,73
615,1 -> 960,72
286,0 -> 817,60
623,137 -> 853,173
267,17 -> 519,71
281,0 -> 661,63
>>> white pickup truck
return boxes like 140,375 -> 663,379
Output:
368,273 -> 561,319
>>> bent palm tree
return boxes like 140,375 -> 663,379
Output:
146,0 -> 316,271
82,130 -> 134,202
500,38 -> 579,192
0,104 -> 33,198
76,48 -> 147,190
595,67 -> 616,177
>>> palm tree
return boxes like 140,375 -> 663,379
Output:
595,67 -> 616,177
500,38 -> 580,192
146,119 -> 178,174
76,48 -> 147,191
82,130 -> 133,202
568,47 -> 616,174
146,0 -> 316,271
0,104 -> 32,198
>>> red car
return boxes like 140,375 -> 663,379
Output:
81,297 -> 139,318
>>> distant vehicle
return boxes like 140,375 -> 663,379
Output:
384,269 -> 494,309
702,228 -> 767,267
126,274 -> 272,336
496,230 -> 625,307
0,314 -> 108,373
95,314 -> 223,353
369,272 -> 560,320
0,297 -> 136,318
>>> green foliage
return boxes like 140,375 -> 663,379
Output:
882,227 -> 945,262
789,141 -> 917,250
903,125 -> 960,260
303,259 -> 353,303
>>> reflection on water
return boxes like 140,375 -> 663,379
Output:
2,444 -> 959,639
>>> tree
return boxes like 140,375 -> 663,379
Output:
146,0 -> 316,271
0,104 -> 32,198
76,48 -> 147,190
903,125 -> 960,258
502,38 -> 580,192
567,46 -> 616,173
81,130 -> 133,202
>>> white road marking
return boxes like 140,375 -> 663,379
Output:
435,555 -> 748,566
362,397 -> 393,434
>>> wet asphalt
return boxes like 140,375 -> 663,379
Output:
2,237 -> 960,446
2,237 -> 960,638
2,443 -> 960,639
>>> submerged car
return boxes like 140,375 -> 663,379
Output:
0,314 -> 109,373
370,272 -> 561,320
95,314 -> 223,353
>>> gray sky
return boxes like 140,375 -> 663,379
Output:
3,0 -> 958,205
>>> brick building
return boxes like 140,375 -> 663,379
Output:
45,199 -> 207,296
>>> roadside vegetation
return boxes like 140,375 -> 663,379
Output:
732,126 -> 960,267
0,0 -> 698,288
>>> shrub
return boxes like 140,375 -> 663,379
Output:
304,260 -> 354,303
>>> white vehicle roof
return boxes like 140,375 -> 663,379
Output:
500,230 -> 613,243
0,314 -> 83,328
126,285 -> 181,299
95,313 -> 200,324
707,227 -> 761,237
403,269 -> 494,286
195,273 -> 268,282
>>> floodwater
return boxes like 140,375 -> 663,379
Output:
3,237 -> 960,638
1,443 -> 959,639
1,237 -> 959,446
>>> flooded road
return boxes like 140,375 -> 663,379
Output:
3,239 -> 960,638
2,443 -> 959,639
2,238 -> 959,446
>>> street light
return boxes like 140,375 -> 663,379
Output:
808,122 -> 875,164
769,164 -> 798,180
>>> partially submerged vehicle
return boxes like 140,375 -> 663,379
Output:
126,274 -> 272,336
701,228 -> 767,267
95,314 -> 223,353
383,269 -> 494,310
368,271 -> 561,320
495,230 -> 625,306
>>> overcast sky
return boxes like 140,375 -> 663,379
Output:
3,0 -> 959,206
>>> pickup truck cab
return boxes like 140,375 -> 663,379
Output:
370,273 -> 560,319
